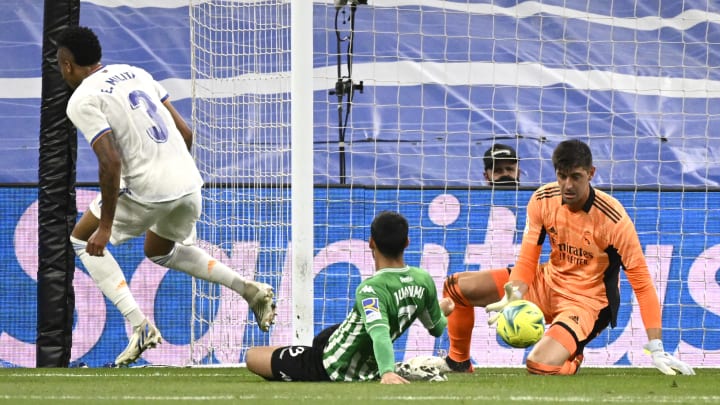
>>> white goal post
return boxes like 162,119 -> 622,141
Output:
189,0 -> 314,363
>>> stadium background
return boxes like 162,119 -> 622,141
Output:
1,0 -> 719,367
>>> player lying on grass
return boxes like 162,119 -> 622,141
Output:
246,211 -> 454,384
56,26 -> 277,367
440,139 -> 694,376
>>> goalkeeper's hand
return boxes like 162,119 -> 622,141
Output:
486,282 -> 523,325
643,339 -> 695,376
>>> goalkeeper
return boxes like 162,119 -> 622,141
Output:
442,139 -> 694,376
246,211 -> 454,384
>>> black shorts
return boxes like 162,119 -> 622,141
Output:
269,324 -> 340,382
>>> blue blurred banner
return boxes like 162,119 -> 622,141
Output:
1,187 -> 718,367
2,1 -> 720,187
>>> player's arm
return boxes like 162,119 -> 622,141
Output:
612,216 -> 662,331
356,285 -> 408,383
486,190 -> 544,321
88,130 -> 121,256
416,274 -> 449,336
150,74 -> 193,151
163,98 -> 193,151
487,190 -> 546,322
509,191 -> 544,288
366,326 -> 408,384
614,216 -> 695,375
364,312 -> 398,380
65,95 -> 118,256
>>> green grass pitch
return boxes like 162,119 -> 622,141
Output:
0,367 -> 717,404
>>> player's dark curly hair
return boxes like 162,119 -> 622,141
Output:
552,139 -> 593,172
370,211 -> 409,259
56,26 -> 102,66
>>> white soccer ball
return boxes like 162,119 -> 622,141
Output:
496,299 -> 545,348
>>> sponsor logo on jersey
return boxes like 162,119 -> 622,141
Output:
557,242 -> 593,265
400,276 -> 413,283
362,297 -> 381,322
360,285 -> 375,294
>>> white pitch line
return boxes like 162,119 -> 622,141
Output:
293,394 -> 718,403
0,395 -> 238,401
2,372 -> 241,378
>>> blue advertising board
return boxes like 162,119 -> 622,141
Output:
1,187 -> 718,367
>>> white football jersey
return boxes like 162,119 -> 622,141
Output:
67,64 -> 203,203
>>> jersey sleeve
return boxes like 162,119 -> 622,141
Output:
612,214 -> 662,330
417,273 -> 447,336
510,191 -> 544,286
355,281 -> 390,332
354,281 -> 395,375
67,95 -> 112,146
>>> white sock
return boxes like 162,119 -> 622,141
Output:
151,244 -> 249,297
70,236 -> 146,328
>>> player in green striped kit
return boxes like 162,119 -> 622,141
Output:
246,211 -> 454,384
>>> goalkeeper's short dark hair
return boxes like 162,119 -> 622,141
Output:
370,211 -> 409,258
552,139 -> 593,172
57,26 -> 102,67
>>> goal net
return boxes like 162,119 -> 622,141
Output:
190,0 -> 720,367
189,0 -> 293,364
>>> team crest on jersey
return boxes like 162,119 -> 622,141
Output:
362,297 -> 381,322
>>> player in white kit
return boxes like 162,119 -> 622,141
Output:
56,26 -> 276,366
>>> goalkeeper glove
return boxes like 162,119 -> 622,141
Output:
643,339 -> 695,376
486,282 -> 523,325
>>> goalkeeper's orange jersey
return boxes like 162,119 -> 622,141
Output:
510,182 -> 662,329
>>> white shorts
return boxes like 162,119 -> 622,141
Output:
89,190 -> 201,246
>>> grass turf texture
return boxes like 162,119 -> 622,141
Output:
0,367 -> 717,404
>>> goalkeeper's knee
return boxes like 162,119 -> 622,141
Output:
545,323 -> 579,356
443,274 -> 471,307
526,359 -> 562,375
526,357 -> 581,375
526,324 -> 582,375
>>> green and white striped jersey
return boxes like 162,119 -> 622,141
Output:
322,265 -> 447,381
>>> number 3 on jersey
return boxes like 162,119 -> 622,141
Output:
128,90 -> 169,142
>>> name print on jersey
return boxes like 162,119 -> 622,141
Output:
100,71 -> 136,94
393,285 -> 426,305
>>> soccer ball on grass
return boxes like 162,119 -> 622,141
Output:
496,300 -> 544,348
